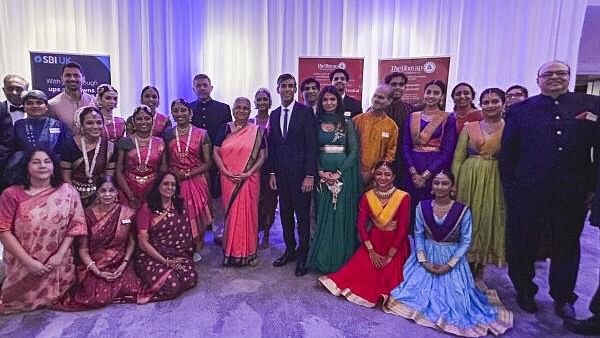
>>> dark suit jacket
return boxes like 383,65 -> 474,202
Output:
266,102 -> 317,179
190,98 -> 232,142
343,95 -> 363,118
0,101 -> 15,180
592,159 -> 600,227
499,92 -> 600,197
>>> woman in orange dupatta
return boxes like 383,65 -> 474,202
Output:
0,148 -> 86,314
54,176 -> 140,310
319,161 -> 411,307
452,88 -> 507,279
213,97 -> 267,267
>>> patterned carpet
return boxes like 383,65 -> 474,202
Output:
0,214 -> 598,338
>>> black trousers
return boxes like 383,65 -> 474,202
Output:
277,172 -> 312,259
591,233 -> 600,314
505,187 -> 587,303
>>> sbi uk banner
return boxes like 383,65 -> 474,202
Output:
378,56 -> 451,105
30,51 -> 111,99
298,57 -> 364,104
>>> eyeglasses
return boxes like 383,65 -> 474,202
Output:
539,71 -> 570,79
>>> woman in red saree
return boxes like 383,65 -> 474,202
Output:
135,172 -> 197,303
54,177 -> 140,310
0,148 -> 87,314
319,161 -> 411,307
126,86 -> 171,136
115,105 -> 167,209
164,99 -> 212,258
213,97 -> 266,267
96,84 -> 126,142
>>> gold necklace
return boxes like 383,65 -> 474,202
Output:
374,186 -> 396,200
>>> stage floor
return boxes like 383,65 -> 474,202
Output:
0,213 -> 598,338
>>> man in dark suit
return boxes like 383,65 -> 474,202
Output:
267,73 -> 317,277
500,60 -> 600,319
564,161 -> 600,335
0,74 -> 28,191
190,73 -> 232,245
329,68 -> 362,118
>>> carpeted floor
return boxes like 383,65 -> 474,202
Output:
0,214 -> 598,338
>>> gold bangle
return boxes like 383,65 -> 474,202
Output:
86,261 -> 96,271
364,240 -> 374,251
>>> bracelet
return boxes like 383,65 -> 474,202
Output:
86,261 -> 96,271
165,258 -> 169,266
123,259 -> 129,264
364,240 -> 374,251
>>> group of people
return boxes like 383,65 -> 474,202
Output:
0,59 -> 599,336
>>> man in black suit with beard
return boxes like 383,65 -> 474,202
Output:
267,73 -> 317,277
330,68 -> 362,118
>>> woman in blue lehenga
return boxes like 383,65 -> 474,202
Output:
383,170 -> 512,337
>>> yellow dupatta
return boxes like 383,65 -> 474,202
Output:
464,120 -> 504,158
365,189 -> 408,230
410,111 -> 450,147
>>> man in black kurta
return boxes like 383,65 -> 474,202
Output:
190,74 -> 232,244
499,61 -> 600,319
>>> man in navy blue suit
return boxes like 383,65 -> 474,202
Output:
267,73 -> 317,276
500,60 -> 600,319
0,74 -> 28,192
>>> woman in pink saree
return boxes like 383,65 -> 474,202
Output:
0,148 -> 87,314
115,105 -> 167,209
213,97 -> 266,267
54,176 -> 140,310
164,99 -> 212,256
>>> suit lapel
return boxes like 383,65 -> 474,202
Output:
286,102 -> 300,137
271,107 -> 283,139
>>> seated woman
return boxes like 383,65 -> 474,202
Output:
135,172 -> 197,303
383,170 -> 513,337
213,97 -> 266,267
319,161 -> 410,307
54,176 -> 140,310
61,106 -> 116,207
0,148 -> 86,314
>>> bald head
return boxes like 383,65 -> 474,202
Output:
371,84 -> 393,113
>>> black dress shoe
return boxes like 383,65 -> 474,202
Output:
517,295 -> 538,313
564,315 -> 600,335
555,302 -> 576,319
273,251 -> 296,267
295,259 -> 308,277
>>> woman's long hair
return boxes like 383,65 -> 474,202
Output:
15,147 -> 64,189
146,171 -> 184,214
316,85 -> 346,131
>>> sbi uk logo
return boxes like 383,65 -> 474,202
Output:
33,55 -> 72,64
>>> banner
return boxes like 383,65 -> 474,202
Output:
30,51 -> 111,99
378,56 -> 451,105
298,57 -> 364,104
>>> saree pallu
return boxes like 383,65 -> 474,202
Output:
166,127 -> 212,238
119,136 -> 164,208
54,205 -> 140,311
0,184 -> 87,314
135,209 -> 197,303
220,124 -> 263,266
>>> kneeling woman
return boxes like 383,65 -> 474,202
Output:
135,172 -> 197,303
0,148 -> 86,314
383,170 -> 513,337
54,176 -> 140,310
319,161 -> 410,307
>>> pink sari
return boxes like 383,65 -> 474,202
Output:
120,136 -> 165,207
152,113 -> 170,136
167,126 -> 212,238
102,116 -> 126,142
0,184 -> 87,314
220,123 -> 263,266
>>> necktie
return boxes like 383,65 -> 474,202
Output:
9,105 -> 23,112
283,108 -> 289,138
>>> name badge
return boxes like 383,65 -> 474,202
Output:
49,127 -> 61,134
121,219 -> 132,224
382,132 -> 390,138
586,112 -> 598,122
344,111 -> 352,117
